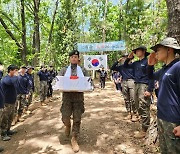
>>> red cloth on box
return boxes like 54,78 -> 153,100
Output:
70,76 -> 79,79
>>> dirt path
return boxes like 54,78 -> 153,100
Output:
1,81 -> 157,154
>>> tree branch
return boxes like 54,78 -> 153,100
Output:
0,16 -> 22,49
48,0 -> 59,44
0,11 -> 21,32
25,4 -> 34,14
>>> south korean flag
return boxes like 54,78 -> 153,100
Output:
83,55 -> 107,70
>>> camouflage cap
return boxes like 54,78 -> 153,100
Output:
151,37 -> 180,52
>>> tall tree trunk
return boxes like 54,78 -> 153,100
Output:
21,0 -> 28,65
124,0 -> 129,43
166,0 -> 180,43
118,1 -> 123,40
32,0 -> 41,93
102,0 -> 108,44
32,0 -> 40,67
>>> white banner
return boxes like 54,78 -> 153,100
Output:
83,55 -> 107,70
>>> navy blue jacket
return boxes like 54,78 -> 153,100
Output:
48,70 -> 56,83
97,70 -> 107,78
27,73 -> 34,91
0,83 -> 4,108
1,75 -> 18,104
124,57 -> 154,92
111,61 -> 134,81
148,59 -> 180,123
16,74 -> 30,95
37,71 -> 49,81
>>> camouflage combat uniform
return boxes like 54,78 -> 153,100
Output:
121,79 -> 136,113
15,94 -> 27,117
40,81 -> 48,102
1,104 -> 15,134
157,118 -> 180,154
59,64 -> 88,137
134,83 -> 151,130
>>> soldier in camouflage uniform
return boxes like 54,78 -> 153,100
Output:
15,66 -> 30,122
1,65 -> 18,141
26,66 -> 35,112
124,46 -> 154,139
59,50 -> 88,153
148,37 -> 180,154
37,66 -> 49,106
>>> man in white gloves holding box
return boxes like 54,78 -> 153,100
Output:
58,50 -> 88,153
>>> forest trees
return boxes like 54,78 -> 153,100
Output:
0,0 -> 169,68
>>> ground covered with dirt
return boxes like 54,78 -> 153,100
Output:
0,81 -> 159,154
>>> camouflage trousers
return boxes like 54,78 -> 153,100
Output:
1,104 -> 15,133
121,79 -> 136,113
157,118 -> 180,154
60,100 -> 85,137
15,94 -> 27,116
135,83 -> 151,131
27,89 -> 33,107
40,81 -> 48,102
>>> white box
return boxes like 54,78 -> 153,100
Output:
52,76 -> 94,92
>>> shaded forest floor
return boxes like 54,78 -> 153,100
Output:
0,81 -> 159,154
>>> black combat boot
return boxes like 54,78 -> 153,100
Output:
7,129 -> 17,136
1,131 -> 11,141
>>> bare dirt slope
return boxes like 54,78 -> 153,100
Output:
0,81 -> 158,154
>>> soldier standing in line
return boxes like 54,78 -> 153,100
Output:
148,37 -> 180,154
58,50 -> 88,153
111,53 -> 136,121
124,46 -> 154,138
1,65 -> 18,141
26,66 -> 34,113
14,66 -> 30,123
47,66 -> 56,100
97,67 -> 107,89
37,66 -> 49,106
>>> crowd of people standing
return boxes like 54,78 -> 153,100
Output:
0,65 -> 57,152
110,37 -> 180,154
0,37 -> 179,153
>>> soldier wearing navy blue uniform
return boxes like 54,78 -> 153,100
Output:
1,65 -> 18,141
112,71 -> 122,91
26,66 -> 35,109
37,66 -> 49,106
124,46 -> 154,138
97,67 -> 107,89
47,66 -> 56,98
15,66 -> 30,122
111,53 -> 136,121
148,37 -> 180,154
